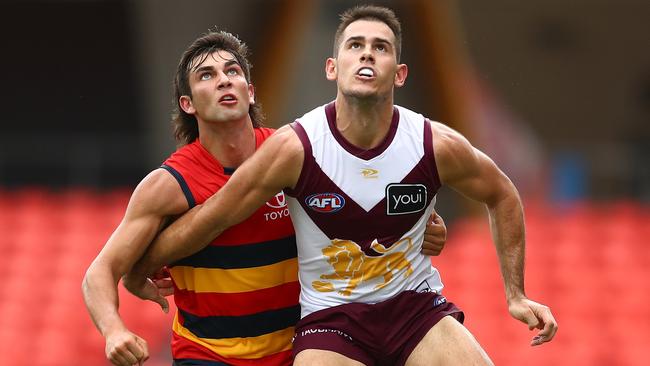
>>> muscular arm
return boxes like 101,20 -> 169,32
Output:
433,122 -> 525,301
128,126 -> 304,279
81,169 -> 187,364
432,122 -> 557,345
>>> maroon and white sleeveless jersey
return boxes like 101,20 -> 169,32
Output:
285,102 -> 445,318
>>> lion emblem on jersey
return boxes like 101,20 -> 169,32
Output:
311,238 -> 414,296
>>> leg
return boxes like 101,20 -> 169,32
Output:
405,315 -> 493,366
294,349 -> 367,366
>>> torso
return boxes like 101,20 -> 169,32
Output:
285,102 -> 445,318
162,128 -> 298,366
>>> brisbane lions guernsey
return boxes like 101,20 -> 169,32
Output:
162,128 -> 298,366
285,102 -> 445,318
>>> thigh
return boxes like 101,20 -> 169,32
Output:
295,349 -> 367,366
405,315 -> 493,366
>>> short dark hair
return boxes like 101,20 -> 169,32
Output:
333,5 -> 402,62
172,30 -> 264,146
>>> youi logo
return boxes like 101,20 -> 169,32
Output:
306,193 -> 345,213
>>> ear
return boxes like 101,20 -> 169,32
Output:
179,95 -> 195,114
394,63 -> 408,88
325,58 -> 337,81
248,83 -> 255,104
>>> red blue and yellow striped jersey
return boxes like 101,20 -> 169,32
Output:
161,128 -> 298,365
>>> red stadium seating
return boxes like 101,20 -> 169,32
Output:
0,188 -> 647,365
435,201 -> 650,366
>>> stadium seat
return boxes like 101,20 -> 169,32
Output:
1,189 -> 648,365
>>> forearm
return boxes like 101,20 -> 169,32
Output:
486,188 -> 526,303
82,263 -> 127,337
131,204 -> 224,277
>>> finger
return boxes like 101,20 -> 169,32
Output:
159,287 -> 175,297
152,267 -> 168,279
519,309 -> 540,331
112,349 -> 137,366
135,337 -> 150,365
536,312 -> 558,341
118,347 -> 139,365
154,295 -> 170,313
125,341 -> 144,362
431,212 -> 444,225
154,278 -> 174,288
420,241 -> 443,253
423,233 -> 444,246
420,243 -> 443,255
109,352 -> 129,366
421,249 -> 441,256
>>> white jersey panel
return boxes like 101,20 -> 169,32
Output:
297,104 -> 428,212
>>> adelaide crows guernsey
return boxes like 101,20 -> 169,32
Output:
285,103 -> 444,318
162,128 -> 298,366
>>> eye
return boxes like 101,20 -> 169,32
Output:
226,68 -> 239,76
375,44 -> 387,52
200,72 -> 212,81
350,42 -> 361,49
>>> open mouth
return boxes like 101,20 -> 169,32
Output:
219,94 -> 237,103
357,67 -> 375,78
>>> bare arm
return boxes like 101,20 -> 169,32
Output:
126,126 -> 304,280
81,169 -> 187,365
432,122 -> 557,345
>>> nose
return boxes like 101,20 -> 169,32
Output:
217,71 -> 232,89
360,48 -> 375,63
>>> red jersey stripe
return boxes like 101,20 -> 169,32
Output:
173,281 -> 300,317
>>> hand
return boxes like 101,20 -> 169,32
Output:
105,327 -> 149,366
508,297 -> 558,346
421,212 -> 447,256
122,271 -> 170,313
151,267 -> 175,298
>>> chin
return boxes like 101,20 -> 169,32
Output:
343,89 -> 381,101
215,110 -> 248,123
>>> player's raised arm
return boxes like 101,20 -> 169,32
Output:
125,125 -> 303,284
431,121 -> 557,346
82,169 -> 188,365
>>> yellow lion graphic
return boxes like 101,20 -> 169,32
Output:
312,238 -> 413,296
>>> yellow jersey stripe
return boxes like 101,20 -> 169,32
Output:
170,258 -> 298,293
172,313 -> 294,359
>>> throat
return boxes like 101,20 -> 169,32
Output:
198,124 -> 256,168
335,99 -> 394,150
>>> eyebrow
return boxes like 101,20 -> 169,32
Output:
193,60 -> 242,74
194,65 -> 215,74
223,60 -> 242,69
345,35 -> 392,45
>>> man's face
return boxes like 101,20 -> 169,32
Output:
181,50 -> 254,124
327,19 -> 407,100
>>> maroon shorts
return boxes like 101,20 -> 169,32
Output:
292,291 -> 464,366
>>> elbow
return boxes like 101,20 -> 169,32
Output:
486,182 -> 521,212
81,265 -> 96,300
81,259 -> 118,296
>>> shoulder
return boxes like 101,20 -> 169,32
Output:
258,124 -> 305,164
428,121 -> 481,183
430,122 -> 473,155
127,168 -> 189,217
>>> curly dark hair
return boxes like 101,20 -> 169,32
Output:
172,30 -> 264,146
333,5 -> 402,62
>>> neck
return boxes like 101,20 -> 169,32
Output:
197,118 -> 256,168
334,94 -> 395,149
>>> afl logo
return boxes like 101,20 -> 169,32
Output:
266,192 -> 287,209
306,193 -> 345,213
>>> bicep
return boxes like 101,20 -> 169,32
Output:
92,170 -> 188,276
434,123 -> 513,206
